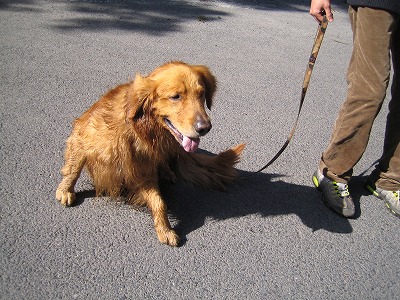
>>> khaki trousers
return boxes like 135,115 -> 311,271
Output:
319,6 -> 400,190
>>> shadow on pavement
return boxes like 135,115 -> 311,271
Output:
0,0 -> 228,35
161,167 -> 355,245
0,0 -> 348,35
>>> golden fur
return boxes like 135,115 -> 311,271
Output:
56,61 -> 244,246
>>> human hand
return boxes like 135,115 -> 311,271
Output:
310,0 -> 334,23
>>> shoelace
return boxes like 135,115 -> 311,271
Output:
333,182 -> 350,197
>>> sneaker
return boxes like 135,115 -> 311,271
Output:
312,169 -> 355,217
365,180 -> 400,217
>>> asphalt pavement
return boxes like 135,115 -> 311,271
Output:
1,0 -> 399,299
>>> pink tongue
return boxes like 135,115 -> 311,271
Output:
182,136 -> 200,153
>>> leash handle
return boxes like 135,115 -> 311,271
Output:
302,16 -> 328,102
254,16 -> 328,174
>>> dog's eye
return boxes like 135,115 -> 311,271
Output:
170,94 -> 181,101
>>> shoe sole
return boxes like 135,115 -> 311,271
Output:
365,183 -> 400,218
365,184 -> 379,197
312,175 -> 319,188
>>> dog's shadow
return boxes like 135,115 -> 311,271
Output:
74,150 -> 372,246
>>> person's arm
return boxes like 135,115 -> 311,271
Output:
310,0 -> 334,22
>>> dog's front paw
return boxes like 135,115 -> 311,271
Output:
56,188 -> 76,206
156,228 -> 180,247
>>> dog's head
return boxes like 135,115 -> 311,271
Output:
127,62 -> 216,153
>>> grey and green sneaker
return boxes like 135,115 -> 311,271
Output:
312,169 -> 355,217
365,180 -> 400,217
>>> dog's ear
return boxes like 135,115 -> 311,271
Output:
126,73 -> 154,121
192,65 -> 217,110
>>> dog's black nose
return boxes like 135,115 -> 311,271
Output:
195,119 -> 212,136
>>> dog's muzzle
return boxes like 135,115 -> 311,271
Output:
195,118 -> 212,136
164,118 -> 202,153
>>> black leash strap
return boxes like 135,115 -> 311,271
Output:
255,16 -> 329,173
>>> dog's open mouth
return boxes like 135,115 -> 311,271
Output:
164,118 -> 200,153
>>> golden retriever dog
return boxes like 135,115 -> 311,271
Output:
56,61 -> 244,246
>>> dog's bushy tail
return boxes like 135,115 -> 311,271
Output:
176,144 -> 245,190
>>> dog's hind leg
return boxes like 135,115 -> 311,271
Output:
133,182 -> 180,247
56,135 -> 86,206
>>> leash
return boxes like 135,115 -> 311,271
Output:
254,16 -> 329,173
